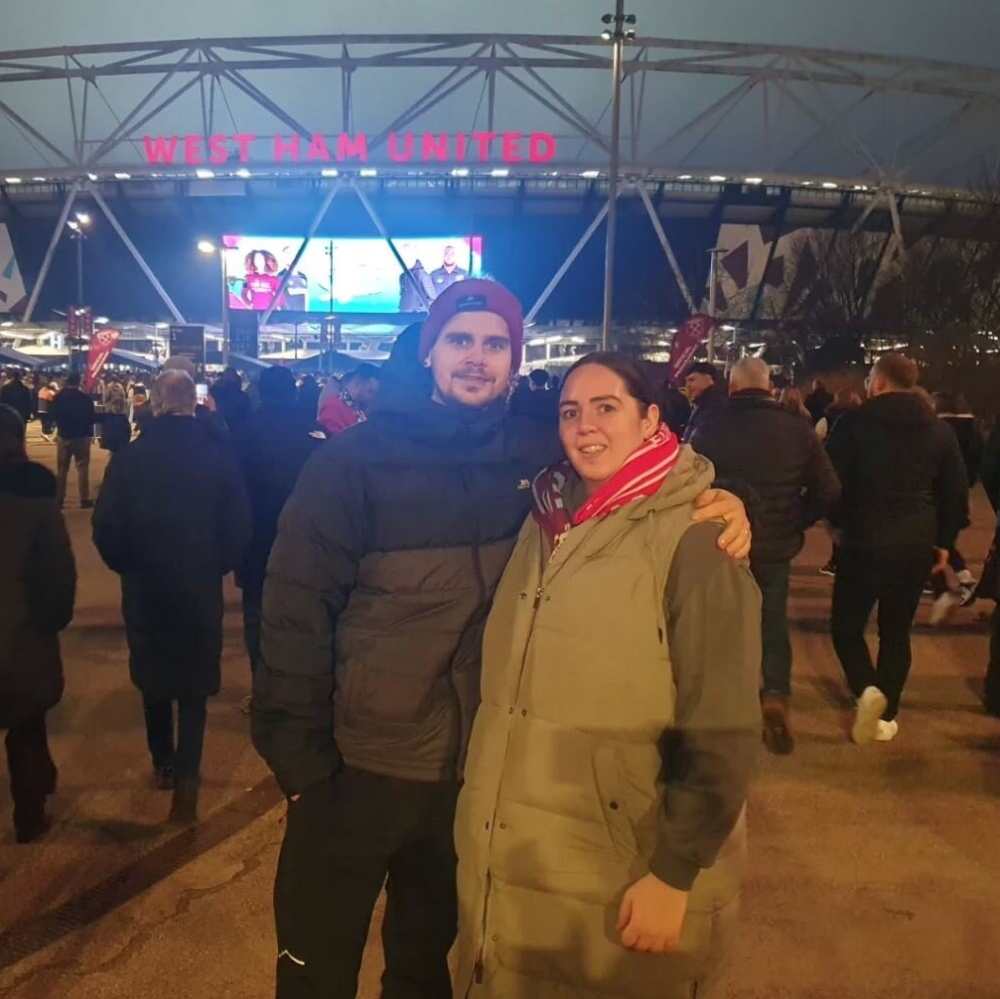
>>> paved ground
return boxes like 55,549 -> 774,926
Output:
1,424 -> 998,999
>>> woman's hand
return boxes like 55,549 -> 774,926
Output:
692,488 -> 752,560
617,873 -> 689,953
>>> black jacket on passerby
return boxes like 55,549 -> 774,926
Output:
49,387 -> 95,440
0,380 -> 32,425
509,386 -> 559,427
210,381 -> 252,433
826,391 -> 969,552
232,402 -> 322,593
691,389 -> 841,565
99,413 -> 132,453
92,416 -> 252,701
252,396 -> 559,797
659,386 -> 692,438
682,382 -> 728,443
805,386 -> 834,425
0,460 -> 76,729
983,421 -> 1000,512
938,414 -> 984,487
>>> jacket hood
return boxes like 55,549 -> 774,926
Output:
862,391 -> 935,428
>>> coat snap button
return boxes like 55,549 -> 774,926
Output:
491,934 -> 499,942
520,709 -> 527,717
609,801 -> 619,811
508,707 -> 514,715
485,821 -> 490,830
499,822 -> 507,830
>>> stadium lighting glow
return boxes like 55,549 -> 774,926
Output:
580,170 -> 600,179
75,212 -> 91,225
66,220 -> 81,232
155,322 -> 169,328
744,177 -> 763,184
490,168 -> 510,178
709,175 -> 727,182
451,167 -> 470,177
321,168 -> 339,177
114,172 -> 131,180
359,168 -> 378,177
195,168 -> 215,179
822,181 -> 838,189
197,240 -> 216,254
4,177 -> 22,184
94,316 -> 109,324
87,172 -> 98,181
236,168 -> 252,178
1,321 -> 13,327
32,176 -> 46,182
677,174 -> 692,180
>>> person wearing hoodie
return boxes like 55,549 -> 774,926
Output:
0,404 -> 76,843
826,353 -> 968,744
250,279 -> 752,999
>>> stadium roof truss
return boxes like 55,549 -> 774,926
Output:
1,34 -> 999,190
3,34 -> 1000,331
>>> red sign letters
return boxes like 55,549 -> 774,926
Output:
142,131 -> 557,167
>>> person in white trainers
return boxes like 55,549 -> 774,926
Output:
826,354 -> 969,745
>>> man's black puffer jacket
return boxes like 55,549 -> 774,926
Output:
251,392 -> 559,797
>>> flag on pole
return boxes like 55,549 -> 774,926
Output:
666,314 -> 716,385
83,327 -> 120,392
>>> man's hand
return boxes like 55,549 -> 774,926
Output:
617,873 -> 689,953
692,488 -> 751,560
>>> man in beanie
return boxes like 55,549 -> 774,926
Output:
251,279 -> 752,998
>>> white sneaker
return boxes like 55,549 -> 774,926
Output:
956,569 -> 975,587
852,686 -> 888,745
929,591 -> 960,626
875,719 -> 899,742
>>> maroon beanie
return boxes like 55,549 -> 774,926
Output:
418,278 -> 524,370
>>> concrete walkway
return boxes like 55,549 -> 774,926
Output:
1,424 -> 998,998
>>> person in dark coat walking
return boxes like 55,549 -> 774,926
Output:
0,370 -> 32,425
251,279 -> 753,998
232,366 -> 322,686
50,372 -> 96,509
826,353 -> 968,744
93,370 -> 251,823
681,361 -> 727,443
692,358 -> 841,754
509,368 -> 559,426
210,367 -> 252,433
804,378 -> 834,425
983,508 -> 1000,716
0,404 -> 76,842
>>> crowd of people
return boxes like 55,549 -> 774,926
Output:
1,279 -> 999,997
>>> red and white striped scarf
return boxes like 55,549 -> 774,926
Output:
531,424 -> 682,550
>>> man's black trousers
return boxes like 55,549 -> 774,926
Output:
831,545 -> 932,721
274,766 -> 458,999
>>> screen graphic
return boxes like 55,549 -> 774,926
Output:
221,235 -> 484,314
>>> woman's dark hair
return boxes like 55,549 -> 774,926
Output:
0,403 -> 27,463
562,352 -> 658,415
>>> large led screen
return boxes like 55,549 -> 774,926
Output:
221,235 -> 484,313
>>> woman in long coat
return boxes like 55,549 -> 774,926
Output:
0,404 -> 76,842
454,354 -> 762,999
